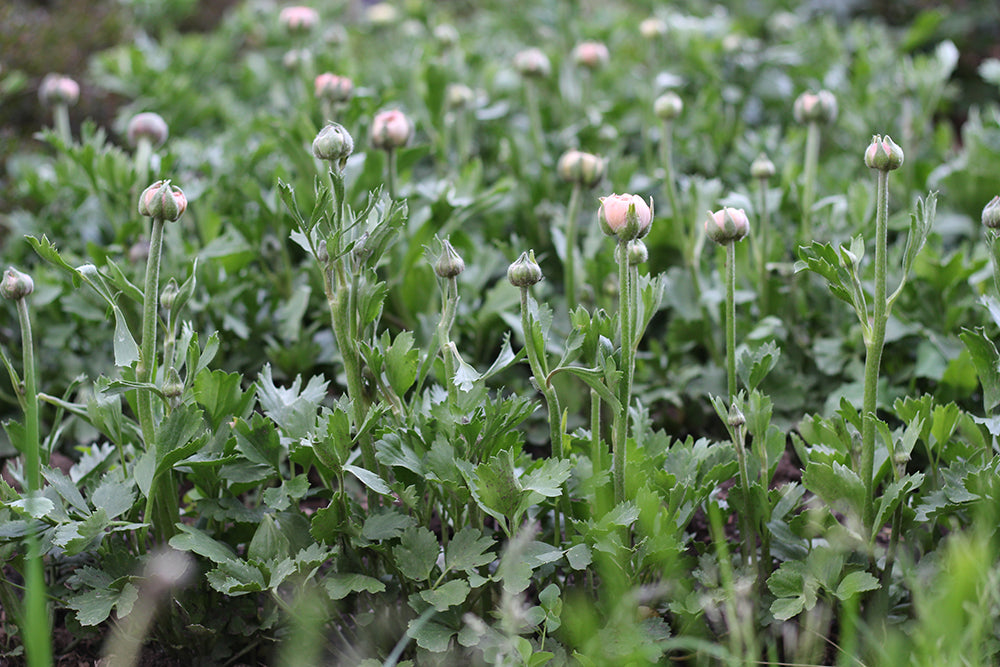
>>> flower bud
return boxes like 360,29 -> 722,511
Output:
433,23 -> 459,48
316,239 -> 329,263
654,92 -> 683,121
138,180 -> 187,222
161,279 -> 179,311
282,48 -> 312,70
864,134 -> 904,172
38,74 -> 80,107
163,367 -> 184,401
314,73 -> 353,103
793,90 -> 837,125
312,122 -> 354,168
626,239 -> 648,266
728,404 -> 746,428
365,2 -> 399,27
1,268 -> 34,300
514,48 -> 551,78
371,110 -> 412,150
599,193 -> 653,241
127,112 -> 169,148
705,207 -> 750,245
435,239 -> 465,278
446,83 -> 475,110
639,17 -> 667,39
507,250 -> 543,288
750,153 -> 775,180
573,41 -> 609,70
983,196 -> 1000,230
279,6 -> 319,34
557,149 -> 605,188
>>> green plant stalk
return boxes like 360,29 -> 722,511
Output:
386,148 -> 399,200
53,103 -> 71,145
732,419 -> 756,571
24,533 -> 52,667
563,183 -> 582,311
520,287 -> 563,541
801,120 -> 820,243
14,297 -> 40,494
134,136 -> 153,187
660,119 -> 680,220
725,241 -> 737,402
707,502 -> 748,667
755,176 -> 771,314
138,215 -> 179,543
612,241 -> 636,505
524,80 -> 544,157
439,276 -> 460,413
860,169 -> 889,533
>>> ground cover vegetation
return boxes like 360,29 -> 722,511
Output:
2,0 -> 1000,664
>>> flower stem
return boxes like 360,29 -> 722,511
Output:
725,241 -> 737,402
439,276 -> 460,413
612,241 -> 636,505
801,120 -> 820,243
525,81 -> 544,157
53,103 -> 71,145
563,183 -> 582,311
660,119 -> 680,220
386,148 -> 398,200
14,297 -> 40,495
755,177 -> 770,314
860,169 -> 889,533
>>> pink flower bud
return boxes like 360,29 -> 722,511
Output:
793,90 -> 837,125
705,207 -> 750,245
983,195 -> 1000,230
514,48 -> 551,78
279,6 -> 319,34
573,41 -> 609,70
371,109 -> 413,150
38,74 -> 79,107
1,267 -> 34,300
864,134 -> 904,172
599,194 -> 653,241
127,112 -> 169,148
314,73 -> 353,103
138,180 -> 187,222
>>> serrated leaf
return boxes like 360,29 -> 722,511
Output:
42,468 -> 89,514
384,331 -> 418,397
393,527 -> 439,582
325,573 -> 386,600
90,478 -> 136,520
362,509 -> 417,541
801,460 -> 865,518
834,571 -> 880,600
445,527 -> 495,573
169,524 -> 237,564
344,464 -> 392,495
194,368 -> 245,429
420,579 -> 470,611
407,618 -> 454,652
256,365 -> 328,439
959,327 -> 1000,412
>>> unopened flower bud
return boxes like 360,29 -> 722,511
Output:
282,48 -> 311,70
654,92 -> 683,121
573,41 -> 609,70
433,23 -> 459,48
161,279 -> 179,311
728,404 -> 746,428
627,239 -> 648,266
750,153 -> 775,180
435,239 -> 465,278
138,180 -> 187,222
983,196 -> 1000,230
312,122 -> 354,168
163,367 -> 184,401
507,250 -> 543,288
316,239 -> 329,263
599,193 -> 653,241
514,48 -> 551,78
314,73 -> 353,103
38,74 -> 79,107
127,112 -> 169,148
371,109 -> 413,150
705,207 -> 750,245
279,6 -> 319,34
640,17 -> 667,39
793,90 -> 837,125
1,268 -> 34,300
365,2 -> 399,27
446,83 -> 475,110
557,149 -> 605,188
864,134 -> 904,172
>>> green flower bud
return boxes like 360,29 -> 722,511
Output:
312,122 -> 354,169
163,366 -> 184,401
750,153 -> 775,180
654,92 -> 683,121
160,279 -> 179,311
627,239 -> 648,266
864,134 -> 904,172
983,195 -> 1000,230
138,180 -> 187,222
514,48 -> 551,78
1,267 -> 34,300
793,90 -> 837,125
728,404 -> 746,428
557,149 -> 605,188
435,239 -> 465,278
507,250 -> 543,287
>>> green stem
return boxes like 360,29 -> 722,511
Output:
24,534 -> 52,667
134,137 -> 153,187
755,177 -> 770,314
439,276 -> 459,413
732,420 -> 755,570
563,183 -> 582,312
15,298 -> 40,494
660,119 -> 680,220
612,242 -> 635,505
386,148 -> 398,200
861,169 -> 889,534
725,241 -> 737,402
801,120 -> 820,243
53,103 -> 71,145
525,81 -> 544,157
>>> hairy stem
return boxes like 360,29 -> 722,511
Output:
563,183 -> 582,311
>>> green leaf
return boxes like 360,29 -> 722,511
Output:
256,365 -> 328,439
546,365 -> 621,413
393,527 -> 439,582
801,460 -> 865,519
770,595 -> 805,621
362,509 -> 417,541
344,464 -> 392,496
66,582 -> 138,626
91,477 -> 136,520
420,579 -> 470,611
194,368 -> 246,429
407,618 -> 453,653
325,573 -> 386,600
564,543 -> 592,570
42,468 -> 89,514
384,331 -> 419,397
834,570 -> 880,600
445,527 -> 495,573
959,327 -> 1000,412
248,514 -> 291,562
473,450 -> 523,524
233,413 -> 283,471
169,524 -> 238,564
26,235 -> 84,287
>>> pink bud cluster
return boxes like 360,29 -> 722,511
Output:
279,6 -> 319,34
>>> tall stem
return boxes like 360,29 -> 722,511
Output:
386,148 -> 398,200
563,183 -> 582,311
15,298 -> 40,494
660,119 -> 680,221
612,242 -> 635,505
801,121 -> 820,243
439,276 -> 460,413
525,81 -> 544,157
755,177 -> 770,314
53,103 -> 71,145
725,241 -> 737,402
860,170 -> 889,533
